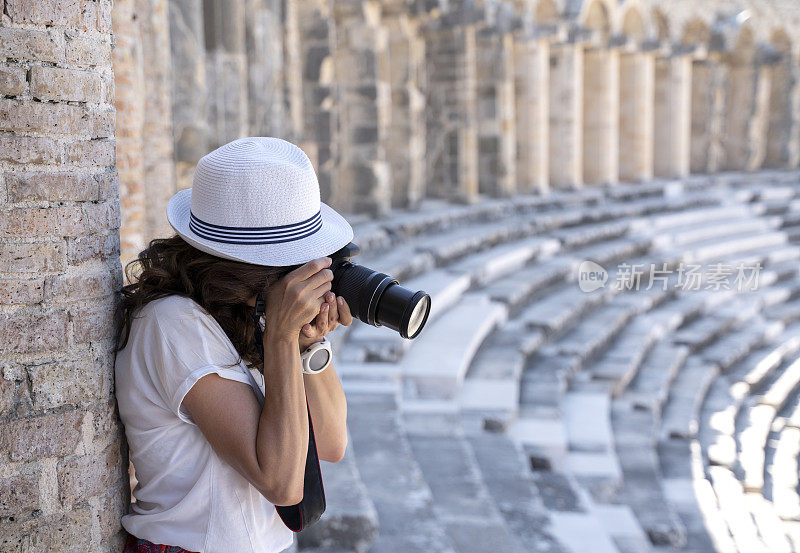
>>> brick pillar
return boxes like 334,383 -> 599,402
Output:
476,25 -> 517,198
114,0 -> 176,267
203,0 -> 248,149
382,1 -> 427,210
331,0 -> 392,216
424,11 -> 480,204
0,0 -> 129,550
513,31 -> 550,193
583,45 -> 620,185
654,52 -> 692,178
618,48 -> 655,182
549,39 -> 583,188
169,0 -> 209,190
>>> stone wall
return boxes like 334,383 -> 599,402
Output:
0,0 -> 129,551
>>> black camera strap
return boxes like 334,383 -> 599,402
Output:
249,292 -> 326,532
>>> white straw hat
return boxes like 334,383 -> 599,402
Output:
166,136 -> 354,266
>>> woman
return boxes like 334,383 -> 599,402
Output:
114,137 -> 354,553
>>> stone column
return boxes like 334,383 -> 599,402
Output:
654,51 -> 692,178
765,51 -> 800,168
168,0 -> 209,191
293,0 -> 338,205
203,0 -> 249,149
513,32 -> 550,193
549,39 -> 584,188
382,1 -> 427,210
721,48 -> 772,171
583,44 -> 620,185
0,0 -> 128,549
618,45 -> 655,182
245,0 -> 288,138
690,53 -> 726,173
331,0 -> 392,216
423,11 -> 480,204
476,25 -> 517,197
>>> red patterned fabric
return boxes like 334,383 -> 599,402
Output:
123,532 -> 199,553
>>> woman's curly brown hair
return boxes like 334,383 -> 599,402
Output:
114,235 -> 296,372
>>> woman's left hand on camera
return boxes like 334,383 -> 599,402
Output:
299,291 -> 352,350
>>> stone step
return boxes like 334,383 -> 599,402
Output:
549,511 -> 623,553
298,445 -> 378,553
466,432 -> 568,553
700,318 -> 782,373
517,284 -> 612,337
400,293 -> 507,399
405,429 -> 528,553
772,399 -> 800,520
592,503 -> 653,553
673,230 -> 788,265
654,216 -> 775,250
343,269 -> 471,363
659,358 -> 719,441
625,341 -> 690,416
483,257 -> 576,314
589,316 -> 662,397
611,400 -> 687,547
445,235 -> 560,288
541,303 -> 637,364
640,204 -> 752,232
552,218 -> 632,249
740,355 -> 800,492
415,218 -> 536,266
345,392 -> 457,553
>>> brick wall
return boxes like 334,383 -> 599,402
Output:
0,1 -> 129,551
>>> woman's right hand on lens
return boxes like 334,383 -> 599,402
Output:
262,256 -> 334,340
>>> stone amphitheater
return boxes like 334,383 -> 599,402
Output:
3,0 -> 800,552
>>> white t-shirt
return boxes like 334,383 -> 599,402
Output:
114,294 -> 294,553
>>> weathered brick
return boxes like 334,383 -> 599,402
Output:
0,98 -> 114,137
0,277 -> 45,305
84,200 -> 122,231
27,358 -> 104,410
96,0 -> 113,33
66,233 -> 120,264
70,295 -> 117,343
0,205 -> 86,238
0,410 -> 82,462
30,65 -> 103,103
66,139 -> 116,167
0,506 -> 93,551
65,32 -> 112,66
0,241 -> 67,273
44,268 -> 114,302
4,0 -> 82,26
0,27 -> 65,63
0,65 -> 27,96
97,171 -> 119,200
0,378 -> 16,418
6,172 -> 97,203
57,440 -> 122,507
0,307 -> 69,355
0,469 -> 39,517
0,134 -> 63,165
96,486 -> 129,540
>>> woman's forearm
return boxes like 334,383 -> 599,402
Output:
303,363 -> 348,462
256,330 -> 309,505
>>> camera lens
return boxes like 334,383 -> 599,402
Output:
331,260 -> 431,339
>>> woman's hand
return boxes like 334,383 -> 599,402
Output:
261,256 -> 334,342
299,291 -> 354,352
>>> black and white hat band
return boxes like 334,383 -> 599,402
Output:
189,209 -> 323,245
